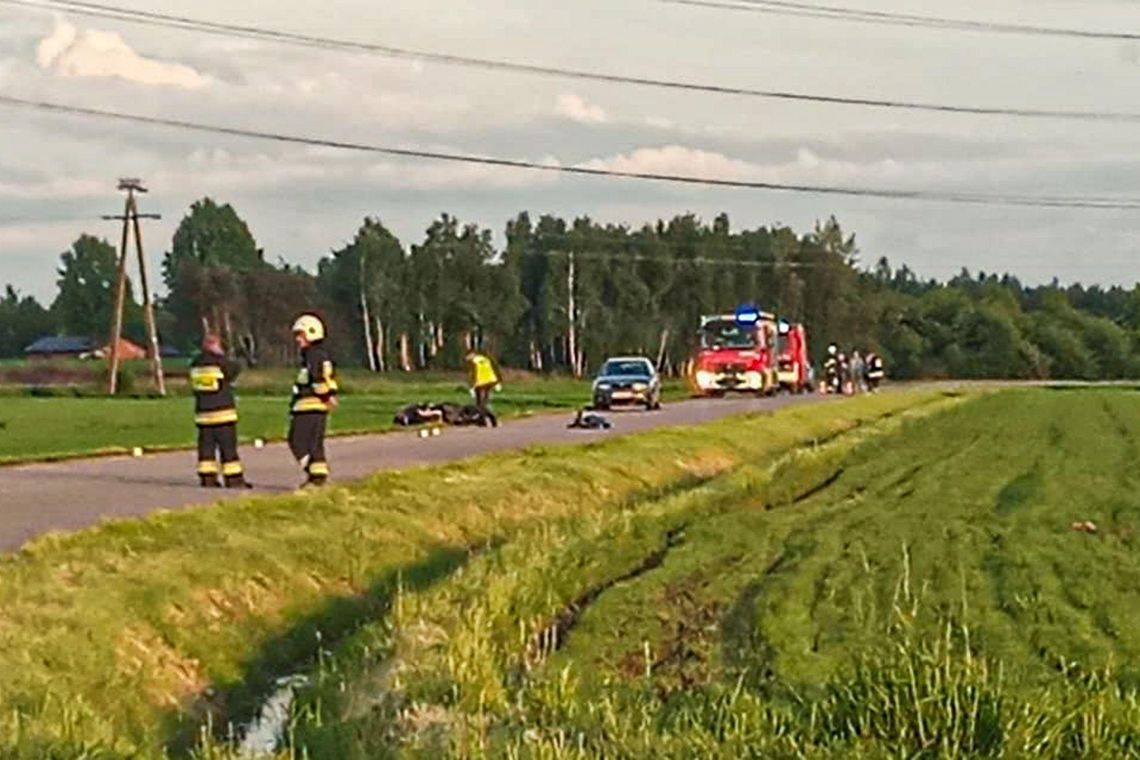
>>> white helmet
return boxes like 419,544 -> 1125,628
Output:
292,313 -> 326,342
827,343 -> 837,356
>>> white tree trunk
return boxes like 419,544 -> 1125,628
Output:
567,251 -> 579,377
375,318 -> 386,372
399,332 -> 411,372
427,321 -> 438,358
222,310 -> 235,353
361,289 -> 377,372
656,328 -> 670,371
530,340 -> 543,372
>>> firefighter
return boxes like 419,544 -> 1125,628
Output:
823,343 -> 843,395
190,334 -> 249,489
465,348 -> 501,428
850,350 -> 866,394
866,352 -> 886,392
289,313 -> 338,487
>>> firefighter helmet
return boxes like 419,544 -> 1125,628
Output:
292,313 -> 326,342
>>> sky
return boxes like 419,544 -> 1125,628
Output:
1,0 -> 1139,303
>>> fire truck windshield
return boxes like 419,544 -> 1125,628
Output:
701,320 -> 757,350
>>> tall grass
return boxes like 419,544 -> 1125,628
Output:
271,389 -> 1140,759
0,388 -> 936,756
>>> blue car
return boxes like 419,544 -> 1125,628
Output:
592,356 -> 662,411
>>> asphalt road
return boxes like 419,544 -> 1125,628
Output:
0,394 -> 832,553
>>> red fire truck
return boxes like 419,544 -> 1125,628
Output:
691,307 -> 779,396
690,307 -> 811,397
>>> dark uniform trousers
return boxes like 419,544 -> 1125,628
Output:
473,384 -> 498,427
197,422 -> 243,486
289,413 -> 329,482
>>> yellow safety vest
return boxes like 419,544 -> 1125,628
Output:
471,355 -> 499,388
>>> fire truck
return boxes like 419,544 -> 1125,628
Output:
690,306 -> 811,397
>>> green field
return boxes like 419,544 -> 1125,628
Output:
0,389 -> 931,758
287,388 -> 1140,759
7,388 -> 1140,758
0,375 -> 598,464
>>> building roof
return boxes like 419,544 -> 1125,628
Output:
24,336 -> 96,354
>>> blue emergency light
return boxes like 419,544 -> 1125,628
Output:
735,304 -> 761,325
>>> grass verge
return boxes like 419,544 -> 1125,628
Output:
0,388 -> 939,757
273,388 -> 1140,759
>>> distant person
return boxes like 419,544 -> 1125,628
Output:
289,313 -> 338,487
837,350 -> 853,395
466,348 -> 502,428
190,334 -> 249,489
850,350 -> 867,393
866,352 -> 886,392
823,343 -> 842,394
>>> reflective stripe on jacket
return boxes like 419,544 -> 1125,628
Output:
291,343 -> 338,414
191,351 -> 239,426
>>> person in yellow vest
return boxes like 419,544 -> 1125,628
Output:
466,348 -> 501,428
289,313 -> 338,486
189,334 -> 250,488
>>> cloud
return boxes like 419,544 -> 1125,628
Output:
367,154 -> 563,190
36,16 -> 211,89
578,145 -> 755,180
555,93 -> 607,124
159,145 -> 565,193
0,176 -> 107,200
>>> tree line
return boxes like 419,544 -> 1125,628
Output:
3,196 -> 1140,381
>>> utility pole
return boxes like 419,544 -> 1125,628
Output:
103,178 -> 165,396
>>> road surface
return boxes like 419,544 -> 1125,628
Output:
0,394 -> 831,553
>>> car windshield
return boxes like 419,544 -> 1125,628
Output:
600,360 -> 651,377
701,320 -> 757,349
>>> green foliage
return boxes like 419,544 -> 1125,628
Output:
0,285 -> 53,358
12,205 -> 1140,379
317,217 -> 410,369
50,234 -> 142,342
307,210 -> 1140,380
158,198 -> 317,363
161,197 -> 267,350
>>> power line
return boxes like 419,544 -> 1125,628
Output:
527,248 -> 831,269
3,94 -> 1138,210
5,0 -> 1140,123
661,0 -> 1140,41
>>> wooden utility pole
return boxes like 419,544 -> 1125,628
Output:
104,179 -> 165,396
